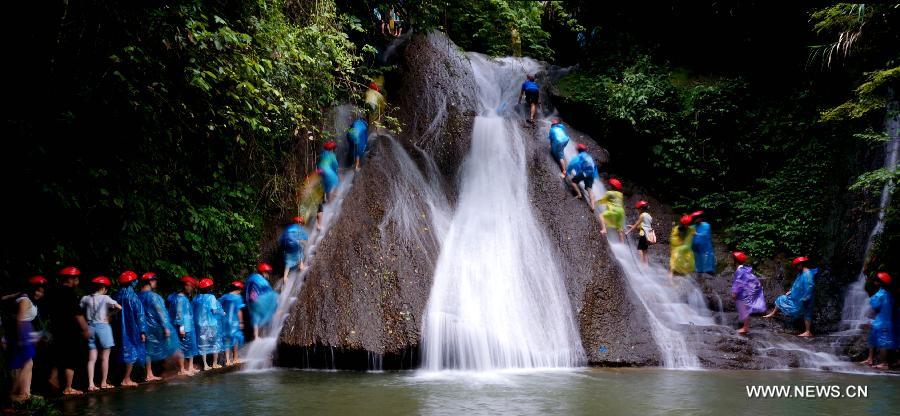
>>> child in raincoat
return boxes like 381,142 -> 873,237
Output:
730,252 -> 766,334
347,117 -> 369,171
280,217 -> 309,285
548,119 -> 569,178
193,278 -> 225,371
137,272 -> 178,380
219,281 -> 246,366
113,271 -> 146,387
169,276 -> 199,375
691,211 -> 717,275
764,257 -> 816,337
566,144 -> 598,209
862,272 -> 894,369
669,215 -> 696,282
246,264 -> 278,339
598,177 -> 625,240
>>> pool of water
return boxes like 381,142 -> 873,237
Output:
61,368 -> 899,415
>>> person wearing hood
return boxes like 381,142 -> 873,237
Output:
169,276 -> 199,375
316,140 -> 340,230
730,252 -> 766,335
246,264 -> 278,340
365,81 -> 386,126
113,271 -> 146,387
861,272 -> 894,369
566,144 -> 598,210
548,119 -> 570,178
280,216 -> 309,285
598,177 -> 626,240
669,214 -> 696,283
691,211 -> 717,275
137,272 -> 178,381
347,117 -> 369,171
219,281 -> 246,366
764,257 -> 817,337
193,278 -> 225,371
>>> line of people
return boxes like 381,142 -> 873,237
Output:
2,263 -> 280,401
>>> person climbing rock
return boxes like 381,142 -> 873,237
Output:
365,81 -> 386,127
316,140 -> 340,231
730,252 -> 766,335
517,74 -> 541,123
81,276 -> 121,391
219,281 -> 245,366
861,272 -> 894,369
669,215 -> 696,283
280,216 -> 309,286
137,272 -> 177,381
192,278 -> 225,371
169,276 -> 199,375
566,144 -> 598,209
764,257 -> 816,337
8,275 -> 46,402
246,264 -> 278,340
625,200 -> 655,264
347,117 -> 369,171
598,177 -> 626,240
691,211 -> 717,276
548,119 -> 569,178
46,266 -> 90,395
113,271 -> 146,387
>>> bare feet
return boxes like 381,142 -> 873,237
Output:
63,388 -> 84,396
145,375 -> 162,382
10,394 -> 30,403
762,312 -> 776,319
121,380 -> 138,387
87,385 -> 100,392
100,383 -> 114,390
860,358 -> 873,365
797,331 -> 813,338
212,363 -> 222,369
233,358 -> 242,364
559,172 -> 566,178
48,378 -> 60,391
736,328 -> 749,335
203,366 -> 211,371
874,363 -> 888,370
225,361 -> 233,366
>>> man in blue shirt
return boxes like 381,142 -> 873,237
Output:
518,74 -> 541,123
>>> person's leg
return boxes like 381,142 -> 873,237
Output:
763,307 -> 779,319
638,249 -> 647,264
202,353 -> 211,370
738,317 -> 750,334
122,363 -> 136,386
355,156 -> 361,171
530,103 -> 536,121
188,356 -> 197,375
586,188 -> 596,211
798,319 -> 813,337
146,357 -> 161,381
212,352 -> 221,369
233,345 -> 241,364
875,349 -> 890,369
48,367 -> 59,391
861,347 -> 875,365
99,348 -> 112,388
21,360 -> 33,399
63,368 -> 80,394
224,348 -> 232,366
87,349 -> 98,390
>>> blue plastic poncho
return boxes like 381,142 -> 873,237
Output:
347,118 -> 369,159
218,293 -> 245,349
168,293 -> 198,358
192,293 -> 224,355
137,290 -> 178,361
774,268 -> 817,320
280,223 -> 309,271
731,265 -> 766,321
113,281 -> 146,365
549,124 -> 569,161
566,152 -> 598,178
318,150 -> 340,193
692,221 -> 716,273
868,288 -> 895,349
245,273 -> 278,327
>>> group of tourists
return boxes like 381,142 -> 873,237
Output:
373,5 -> 404,37
3,263 -> 280,401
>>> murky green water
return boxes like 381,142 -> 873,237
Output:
61,368 -> 900,415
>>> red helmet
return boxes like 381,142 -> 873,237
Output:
118,270 -> 138,284
198,278 -> 214,289
140,272 -> 157,281
257,263 -> 273,273
180,275 -> 198,287
293,216 -> 305,224
732,251 -> 748,264
791,256 -> 809,267
551,118 -> 560,125
679,214 -> 693,226
316,168 -> 324,174
691,210 -> 705,218
876,272 -> 892,285
92,276 -> 112,287
324,140 -> 337,151
576,143 -> 587,152
28,275 -> 47,286
231,281 -> 245,289
368,82 -> 380,93
635,200 -> 649,209
58,266 -> 81,277
609,178 -> 622,190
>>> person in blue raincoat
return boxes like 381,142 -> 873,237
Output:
113,271 -> 146,387
316,140 -> 340,230
137,272 -> 177,381
192,278 -> 225,371
764,257 -> 816,337
280,217 -> 309,285
168,276 -> 199,375
219,281 -> 245,366
246,264 -> 278,339
548,119 -> 569,178
347,117 -> 369,171
691,211 -> 716,275
566,144 -> 598,210
861,272 -> 894,369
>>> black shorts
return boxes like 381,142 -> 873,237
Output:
638,234 -> 649,251
524,89 -> 539,105
572,173 -> 594,189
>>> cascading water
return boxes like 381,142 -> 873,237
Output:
421,54 -> 585,371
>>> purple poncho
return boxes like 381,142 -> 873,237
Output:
731,265 -> 766,320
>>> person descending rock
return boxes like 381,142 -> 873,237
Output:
347,117 -> 369,171
730,252 -> 766,335
365,81 -> 386,126
566,144 -> 598,209
518,74 -> 541,123
8,276 -> 46,402
280,216 -> 309,285
861,272 -> 894,369
625,200 -> 655,264
246,264 -> 278,340
81,276 -> 121,391
46,266 -> 90,395
137,272 -> 177,381
691,211 -> 717,276
764,257 -> 816,337
219,281 -> 245,366
548,119 -> 570,178
316,140 -> 340,230
169,276 -> 199,375
192,278 -> 225,371
598,178 -> 626,240
669,214 -> 696,283
113,271 -> 146,387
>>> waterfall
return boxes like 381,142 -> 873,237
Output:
838,98 -> 899,333
421,54 -> 585,371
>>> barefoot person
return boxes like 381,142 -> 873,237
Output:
625,200 -> 655,264
81,276 -> 122,391
730,252 -> 766,334
598,178 -> 626,240
566,144 -> 598,209
347,117 -> 369,171
517,74 -> 541,123
193,278 -> 225,371
113,271 -> 146,387
691,211 -> 717,276
280,217 -> 309,285
861,272 -> 894,369
219,281 -> 245,366
47,266 -> 90,395
548,119 -> 570,177
669,215 -> 696,284
246,264 -> 278,340
169,276 -> 199,375
764,256 -> 816,337
137,272 -> 177,381
8,276 -> 46,402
